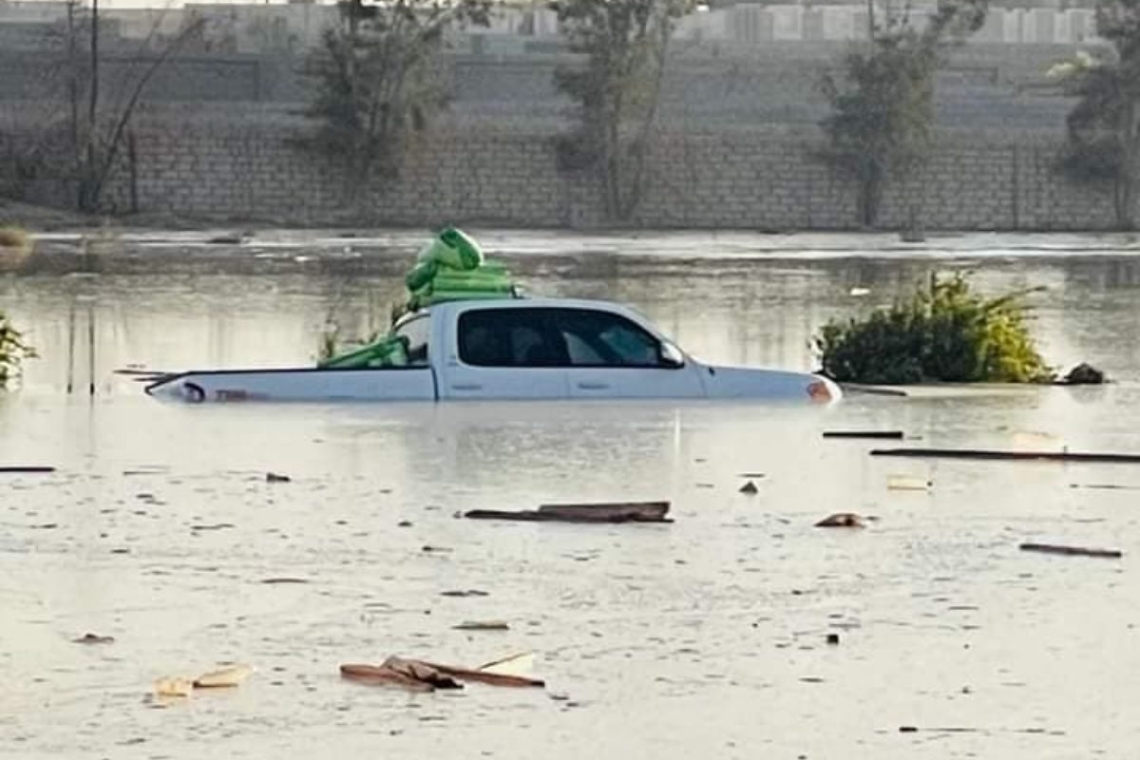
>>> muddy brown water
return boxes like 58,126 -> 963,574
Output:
2,231 -> 1139,758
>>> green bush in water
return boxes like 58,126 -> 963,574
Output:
815,274 -> 1054,385
0,311 -> 36,388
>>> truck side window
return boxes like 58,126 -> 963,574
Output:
550,309 -> 663,367
458,309 -> 563,367
393,315 -> 430,366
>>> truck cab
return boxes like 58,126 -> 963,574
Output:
421,298 -> 709,400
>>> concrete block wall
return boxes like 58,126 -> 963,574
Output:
73,112 -> 1132,231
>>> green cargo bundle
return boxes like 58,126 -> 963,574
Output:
318,227 -> 522,369
320,335 -> 409,369
406,228 -> 518,310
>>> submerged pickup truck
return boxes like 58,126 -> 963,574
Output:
145,298 -> 841,404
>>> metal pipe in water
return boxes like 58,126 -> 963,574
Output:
87,302 -> 96,397
66,299 -> 76,394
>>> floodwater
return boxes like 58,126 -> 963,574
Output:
2,230 -> 1140,759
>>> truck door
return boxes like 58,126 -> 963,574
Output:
547,307 -> 707,399
438,306 -> 569,400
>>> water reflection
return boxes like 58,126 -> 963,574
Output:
3,233 -> 1140,760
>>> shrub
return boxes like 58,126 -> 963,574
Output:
0,225 -> 32,254
815,274 -> 1054,385
0,311 -> 36,388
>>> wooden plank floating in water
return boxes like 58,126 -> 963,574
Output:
465,501 -> 671,524
193,664 -> 254,688
823,430 -> 905,440
421,660 -> 544,688
0,466 -> 55,473
341,656 -> 545,691
453,620 -> 510,631
871,448 -> 1140,464
340,662 -> 449,692
1019,543 -> 1123,559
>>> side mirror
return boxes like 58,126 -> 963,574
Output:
659,341 -> 685,369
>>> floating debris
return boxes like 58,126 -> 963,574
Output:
441,589 -> 489,598
477,652 -> 534,674
265,472 -> 291,483
898,725 -> 1058,735
739,481 -> 759,495
871,447 -> 1140,464
121,465 -> 170,476
152,664 -> 254,698
341,659 -> 461,692
453,621 -> 510,631
153,677 -> 194,698
826,633 -> 840,645
342,653 -> 545,691
887,475 -> 932,491
815,513 -> 867,529
260,577 -> 309,585
0,466 -> 55,474
193,664 -> 254,688
1060,362 -> 1106,385
1019,542 -> 1122,559
465,502 -> 671,524
423,659 -> 544,688
823,430 -> 904,440
73,633 -> 115,645
339,660 -> 456,692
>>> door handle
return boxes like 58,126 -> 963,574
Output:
576,382 -> 609,390
451,383 -> 482,391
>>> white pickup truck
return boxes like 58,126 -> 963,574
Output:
145,298 -> 840,404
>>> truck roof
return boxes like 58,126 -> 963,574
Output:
393,296 -> 651,330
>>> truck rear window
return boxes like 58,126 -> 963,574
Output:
458,309 -> 562,367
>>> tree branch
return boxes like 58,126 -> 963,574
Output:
89,18 -> 205,205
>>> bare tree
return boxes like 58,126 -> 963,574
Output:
552,0 -> 691,222
1,2 -> 204,211
68,2 -> 205,211
301,0 -> 490,184
819,0 -> 987,227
